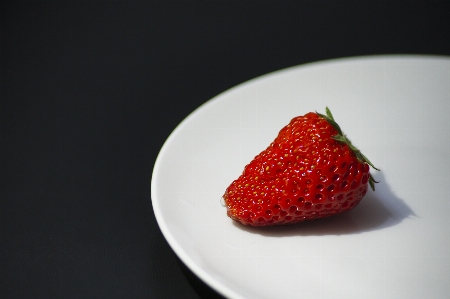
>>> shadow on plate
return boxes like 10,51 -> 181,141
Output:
233,172 -> 416,237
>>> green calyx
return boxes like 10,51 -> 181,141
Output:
316,107 -> 380,191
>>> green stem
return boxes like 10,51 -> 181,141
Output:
317,107 -> 380,191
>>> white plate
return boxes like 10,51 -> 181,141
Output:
151,55 -> 450,299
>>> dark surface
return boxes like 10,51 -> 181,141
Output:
1,1 -> 449,298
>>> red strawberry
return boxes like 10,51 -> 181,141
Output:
222,107 -> 379,226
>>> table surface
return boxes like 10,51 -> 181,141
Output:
2,2 -> 449,298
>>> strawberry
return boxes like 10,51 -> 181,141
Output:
222,107 -> 379,226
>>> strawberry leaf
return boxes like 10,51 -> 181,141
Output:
317,107 -> 380,191
325,106 -> 334,120
315,110 -> 343,136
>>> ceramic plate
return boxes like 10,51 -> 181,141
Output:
151,55 -> 450,299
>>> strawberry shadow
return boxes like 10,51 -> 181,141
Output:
232,172 -> 416,237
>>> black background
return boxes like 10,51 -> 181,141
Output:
1,1 -> 449,298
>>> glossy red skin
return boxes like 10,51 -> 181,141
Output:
223,112 -> 370,226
